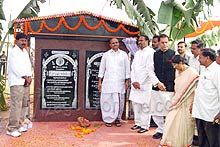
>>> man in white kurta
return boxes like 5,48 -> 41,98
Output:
188,39 -> 204,146
7,33 -> 32,137
129,35 -> 160,133
98,38 -> 130,127
192,48 -> 220,147
189,40 -> 205,74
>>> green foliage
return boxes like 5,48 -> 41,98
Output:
110,0 -> 219,46
197,27 -> 220,47
112,0 -> 123,9
0,0 -> 46,110
0,75 -> 6,111
110,0 -> 158,38
8,0 -> 46,31
204,0 -> 214,6
0,0 -> 46,51
0,23 -> 2,30
17,0 -> 41,19
0,0 -> 5,20
158,0 -> 197,42
0,75 -> 5,92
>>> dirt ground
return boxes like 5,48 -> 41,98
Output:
0,95 -> 34,133
0,110 -> 8,133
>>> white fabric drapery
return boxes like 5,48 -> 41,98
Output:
122,38 -> 138,55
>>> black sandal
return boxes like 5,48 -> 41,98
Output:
115,120 -> 121,127
105,123 -> 112,127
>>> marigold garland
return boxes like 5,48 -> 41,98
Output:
194,20 -> 215,34
102,20 -> 121,33
121,25 -> 140,35
14,11 -> 138,27
186,20 -> 218,38
24,15 -> 140,35
24,21 -> 28,35
27,21 -> 44,33
43,18 -> 63,32
82,17 -> 102,30
63,16 -> 83,31
70,124 -> 101,138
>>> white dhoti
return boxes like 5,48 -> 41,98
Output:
100,93 -> 124,123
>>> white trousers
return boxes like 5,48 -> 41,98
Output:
132,101 -> 150,129
152,115 -> 164,133
151,90 -> 173,134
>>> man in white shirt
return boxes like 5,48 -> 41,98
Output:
215,49 -> 220,128
129,35 -> 161,133
188,39 -> 205,146
6,33 -> 32,137
188,40 -> 204,74
192,48 -> 220,147
98,38 -> 130,127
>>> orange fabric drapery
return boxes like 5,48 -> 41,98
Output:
185,20 -> 220,38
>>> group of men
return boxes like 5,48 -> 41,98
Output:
98,34 -> 220,147
6,33 -> 220,146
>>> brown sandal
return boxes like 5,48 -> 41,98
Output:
105,123 -> 112,127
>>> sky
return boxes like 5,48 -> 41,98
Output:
0,0 -> 162,45
1,0 -> 220,42
3,0 -> 220,30
2,0 -> 220,28
3,0 -> 133,24
2,0 -> 162,29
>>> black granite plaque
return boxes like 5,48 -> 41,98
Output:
85,51 -> 104,109
41,49 -> 78,109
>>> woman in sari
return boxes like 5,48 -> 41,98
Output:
160,55 -> 199,147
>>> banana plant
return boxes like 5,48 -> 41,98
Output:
157,0 -> 204,48
110,0 -> 158,38
110,0 -> 219,48
197,27 -> 220,47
